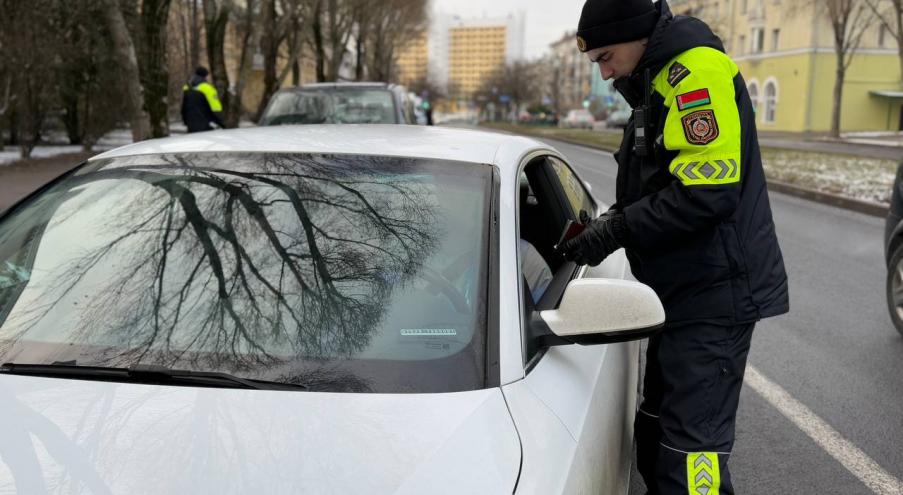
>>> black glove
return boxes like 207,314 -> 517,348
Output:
560,212 -> 626,266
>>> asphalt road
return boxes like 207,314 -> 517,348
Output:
542,138 -> 903,494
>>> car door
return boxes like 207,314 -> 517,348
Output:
503,155 -> 639,495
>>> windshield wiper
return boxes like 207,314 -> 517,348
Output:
0,362 -> 308,391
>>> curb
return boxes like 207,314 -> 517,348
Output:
765,180 -> 889,217
484,125 -> 891,219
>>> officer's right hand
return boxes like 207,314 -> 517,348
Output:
560,212 -> 624,266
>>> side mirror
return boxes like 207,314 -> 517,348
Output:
540,279 -> 664,345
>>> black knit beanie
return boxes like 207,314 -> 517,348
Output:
576,0 -> 658,52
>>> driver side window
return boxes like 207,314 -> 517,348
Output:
518,156 -> 596,367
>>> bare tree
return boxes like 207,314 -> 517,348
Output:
791,0 -> 877,136
364,0 -> 428,82
133,0 -> 175,138
202,0 -> 259,127
56,0 -> 129,151
101,0 -> 152,141
864,0 -> 903,83
253,0 -> 309,120
0,75 -> 13,152
309,0 -> 356,81
476,61 -> 543,121
0,0 -> 63,158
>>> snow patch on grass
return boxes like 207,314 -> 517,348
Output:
761,150 -> 896,205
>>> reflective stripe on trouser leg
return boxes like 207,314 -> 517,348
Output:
686,452 -> 720,495
653,322 -> 754,494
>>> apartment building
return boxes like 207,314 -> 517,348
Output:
672,0 -> 903,132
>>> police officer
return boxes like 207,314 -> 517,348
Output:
560,1 -> 789,493
181,66 -> 225,133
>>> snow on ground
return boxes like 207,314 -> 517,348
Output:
0,128 -> 139,166
762,149 -> 897,205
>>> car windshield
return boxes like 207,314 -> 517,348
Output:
0,153 -> 493,393
260,89 -> 398,125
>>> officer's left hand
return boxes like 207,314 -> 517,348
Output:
559,212 -> 624,266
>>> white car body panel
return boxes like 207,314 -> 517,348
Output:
504,250 -> 638,495
0,126 -> 645,494
0,375 -> 520,494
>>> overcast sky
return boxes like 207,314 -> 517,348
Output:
432,0 -> 585,59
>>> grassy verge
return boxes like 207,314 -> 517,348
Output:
482,122 -> 895,205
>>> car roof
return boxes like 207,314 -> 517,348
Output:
89,125 -> 550,171
295,82 -> 391,90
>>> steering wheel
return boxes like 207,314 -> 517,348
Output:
411,250 -> 476,314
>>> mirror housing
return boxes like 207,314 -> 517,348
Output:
540,279 -> 665,345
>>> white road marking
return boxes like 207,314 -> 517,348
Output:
745,366 -> 903,495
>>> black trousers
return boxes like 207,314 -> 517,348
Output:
635,322 -> 755,495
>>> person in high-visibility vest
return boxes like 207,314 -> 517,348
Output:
181,66 -> 225,133
560,1 -> 789,493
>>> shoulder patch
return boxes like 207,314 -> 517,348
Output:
682,110 -> 719,145
668,62 -> 691,87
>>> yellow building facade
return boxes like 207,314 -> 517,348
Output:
449,25 -> 507,96
671,0 -> 903,132
395,33 -> 429,87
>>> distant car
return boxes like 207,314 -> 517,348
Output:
606,109 -> 631,129
0,126 -> 664,494
558,109 -> 595,129
885,161 -> 903,336
259,82 -> 417,126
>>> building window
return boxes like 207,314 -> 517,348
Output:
764,79 -> 778,123
742,0 -> 748,14
748,81 -> 760,115
751,27 -> 764,53
739,35 -> 747,55
772,29 -> 780,51
880,25 -> 887,47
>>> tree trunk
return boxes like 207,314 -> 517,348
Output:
254,0 -> 280,121
832,53 -> 845,138
203,0 -> 232,124
190,0 -> 200,70
139,0 -> 173,138
313,0 -> 327,82
226,0 -> 259,127
62,95 -> 82,145
355,27 -> 365,81
101,0 -> 151,141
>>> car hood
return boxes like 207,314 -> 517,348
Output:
0,375 -> 520,494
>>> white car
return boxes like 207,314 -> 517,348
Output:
559,109 -> 596,129
0,125 -> 663,494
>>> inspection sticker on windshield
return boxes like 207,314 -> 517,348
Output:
400,329 -> 457,337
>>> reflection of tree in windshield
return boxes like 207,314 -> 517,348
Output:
0,153 -> 441,377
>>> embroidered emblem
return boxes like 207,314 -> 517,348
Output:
668,62 -> 691,86
682,110 -> 719,145
677,89 -> 711,111
576,36 -> 587,52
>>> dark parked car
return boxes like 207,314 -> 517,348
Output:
885,161 -> 903,336
259,82 -> 417,126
